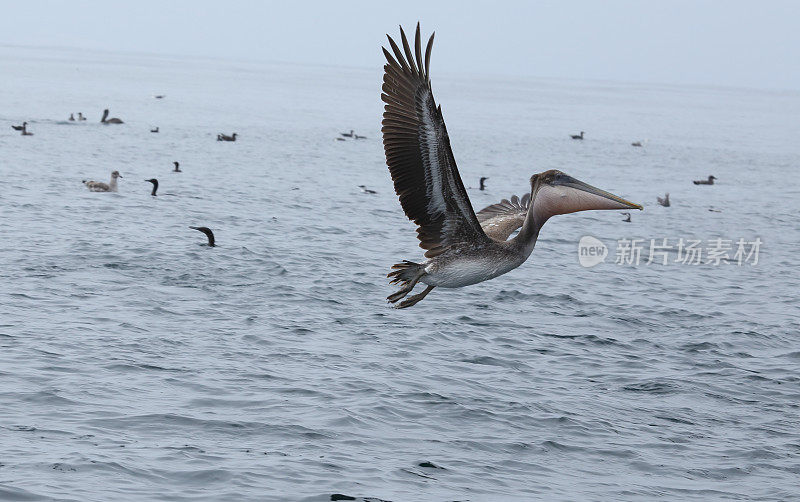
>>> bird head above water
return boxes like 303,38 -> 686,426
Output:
528,170 -> 642,222
145,178 -> 159,195
189,226 -> 216,247
111,171 -> 122,179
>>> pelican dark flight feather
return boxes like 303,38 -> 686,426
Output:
381,24 -> 642,308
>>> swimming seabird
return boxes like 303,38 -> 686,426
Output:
570,131 -> 585,140
83,171 -> 122,192
20,123 -> 33,136
11,122 -> 26,131
150,127 -> 159,133
189,226 -> 215,247
341,129 -> 354,138
656,193 -> 670,207
100,109 -> 124,124
693,175 -> 717,185
145,178 -> 159,196
218,133 -> 237,142
359,185 -> 377,194
78,112 -> 86,121
479,177 -> 488,191
631,141 -> 643,147
621,212 -> 631,222
154,95 -> 165,99
336,137 -> 346,141
355,134 -> 367,139
69,113 -> 75,121
173,161 -> 181,172
381,24 -> 642,308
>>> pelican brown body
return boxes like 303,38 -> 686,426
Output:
381,24 -> 642,308
101,109 -> 123,124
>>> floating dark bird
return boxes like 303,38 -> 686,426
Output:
358,185 -> 377,194
340,129 -> 354,138
190,226 -> 215,247
621,212 -> 632,222
78,112 -> 86,121
154,95 -> 165,99
11,122 -> 26,131
355,134 -> 367,139
335,137 -> 346,141
693,175 -> 717,185
218,133 -> 237,142
145,178 -> 159,196
84,171 -> 122,192
150,127 -> 159,133
657,193 -> 670,207
631,141 -> 642,147
380,24 -> 642,308
100,109 -> 123,124
69,113 -> 75,121
479,177 -> 488,191
173,161 -> 181,172
20,123 -> 33,136
570,131 -> 585,140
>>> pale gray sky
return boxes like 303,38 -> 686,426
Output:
2,0 -> 798,90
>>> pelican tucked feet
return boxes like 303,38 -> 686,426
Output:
83,171 -> 122,192
381,24 -> 642,308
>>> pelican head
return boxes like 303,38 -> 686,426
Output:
530,170 -> 642,220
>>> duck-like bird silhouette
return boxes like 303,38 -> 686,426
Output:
101,109 -> 123,124
381,24 -> 642,308
570,131 -> 585,140
11,122 -> 27,131
218,133 -> 237,142
693,175 -> 717,185
83,171 -> 122,192
621,212 -> 632,222
657,193 -> 670,206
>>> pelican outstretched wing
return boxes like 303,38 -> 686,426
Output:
381,23 -> 489,258
476,194 -> 530,242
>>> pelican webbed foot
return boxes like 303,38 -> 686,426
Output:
395,285 -> 435,309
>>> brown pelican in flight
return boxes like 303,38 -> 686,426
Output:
381,24 -> 642,308
657,193 -> 670,206
693,175 -> 716,185
101,109 -> 124,124
570,131 -> 585,140
83,171 -> 122,192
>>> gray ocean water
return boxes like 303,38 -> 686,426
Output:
1,45 -> 799,501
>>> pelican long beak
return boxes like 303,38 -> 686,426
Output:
551,175 -> 642,212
